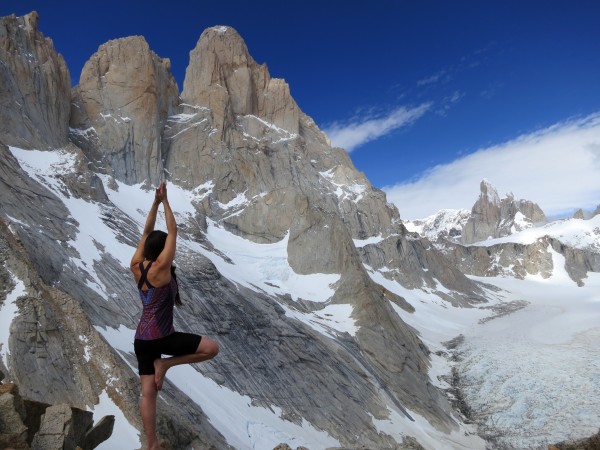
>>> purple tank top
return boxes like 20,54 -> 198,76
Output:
135,261 -> 176,340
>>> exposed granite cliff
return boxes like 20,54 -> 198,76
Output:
0,12 -> 71,149
70,36 -> 179,185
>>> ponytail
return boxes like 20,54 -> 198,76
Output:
171,265 -> 182,307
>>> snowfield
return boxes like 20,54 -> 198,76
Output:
459,252 -> 600,449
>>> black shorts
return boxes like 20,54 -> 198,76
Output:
134,332 -> 202,375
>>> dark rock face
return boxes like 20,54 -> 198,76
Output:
0,12 -> 71,149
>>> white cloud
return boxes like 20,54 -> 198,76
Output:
384,113 -> 600,220
323,103 -> 431,152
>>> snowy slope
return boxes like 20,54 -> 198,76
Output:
471,213 -> 600,250
404,209 -> 470,245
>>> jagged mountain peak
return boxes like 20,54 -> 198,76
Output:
407,181 -> 547,246
479,178 -> 501,206
461,179 -> 546,244
0,10 -> 71,149
405,208 -> 471,245
69,32 -> 179,185
181,23 -> 300,136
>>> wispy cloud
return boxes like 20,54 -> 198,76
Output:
384,113 -> 600,219
436,90 -> 465,116
416,43 -> 495,89
417,69 -> 450,87
324,103 -> 431,152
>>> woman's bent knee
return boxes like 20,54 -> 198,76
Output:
199,338 -> 219,359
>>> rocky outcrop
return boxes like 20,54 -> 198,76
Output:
181,26 -> 300,137
163,25 -> 306,194
0,382 -> 114,450
444,238 -> 554,280
461,180 -> 546,244
70,36 -> 179,185
357,225 -> 486,306
0,12 -> 71,149
440,233 -> 600,285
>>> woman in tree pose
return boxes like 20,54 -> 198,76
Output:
131,181 -> 219,450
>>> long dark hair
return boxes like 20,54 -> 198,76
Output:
143,230 -> 167,261
143,230 -> 182,306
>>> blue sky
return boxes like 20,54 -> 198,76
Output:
2,1 -> 600,218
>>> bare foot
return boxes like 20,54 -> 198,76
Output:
153,359 -> 167,390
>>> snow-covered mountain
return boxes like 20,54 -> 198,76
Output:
1,11 -> 599,450
405,180 -> 547,246
405,208 -> 471,246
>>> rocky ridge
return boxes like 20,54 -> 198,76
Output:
407,180 -> 599,286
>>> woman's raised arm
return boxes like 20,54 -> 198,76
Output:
130,185 -> 162,269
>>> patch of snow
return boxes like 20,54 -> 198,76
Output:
3,214 -> 30,231
353,234 -> 385,248
69,126 -> 97,137
217,191 -> 249,210
239,114 -> 299,142
79,335 -> 91,362
90,390 -> 141,450
167,113 -> 198,123
182,220 -> 339,303
511,210 -> 529,233
0,270 -> 26,367
370,405 -> 485,450
319,168 -> 367,203
281,303 -> 358,337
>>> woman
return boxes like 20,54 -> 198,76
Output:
131,181 -> 219,450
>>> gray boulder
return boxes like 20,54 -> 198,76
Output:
0,383 -> 114,450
